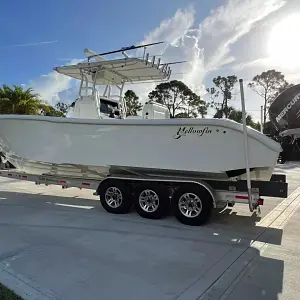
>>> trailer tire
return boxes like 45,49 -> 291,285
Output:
171,184 -> 213,226
98,179 -> 132,214
134,183 -> 169,219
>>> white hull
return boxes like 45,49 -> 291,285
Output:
0,115 -> 282,181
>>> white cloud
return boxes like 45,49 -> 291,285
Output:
29,72 -> 71,105
284,72 -> 300,84
0,40 -> 59,49
126,7 -> 198,101
130,0 -> 286,102
231,57 -> 274,72
198,0 -> 286,73
28,59 -> 82,106
27,0 -> 286,112
232,56 -> 300,85
140,6 -> 196,52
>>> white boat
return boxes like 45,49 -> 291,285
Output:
0,43 -> 282,181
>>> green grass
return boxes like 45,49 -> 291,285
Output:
0,282 -> 24,300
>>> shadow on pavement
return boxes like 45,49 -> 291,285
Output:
221,251 -> 284,300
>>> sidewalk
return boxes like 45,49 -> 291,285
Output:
199,189 -> 300,300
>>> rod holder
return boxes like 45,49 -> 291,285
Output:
151,56 -> 156,66
162,63 -> 168,73
145,53 -> 149,65
157,58 -> 161,69
167,67 -> 172,78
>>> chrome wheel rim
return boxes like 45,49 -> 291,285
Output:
139,189 -> 160,212
178,193 -> 202,218
105,187 -> 123,208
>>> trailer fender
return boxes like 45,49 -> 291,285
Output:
189,180 -> 216,208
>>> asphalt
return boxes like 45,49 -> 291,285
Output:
0,163 -> 299,300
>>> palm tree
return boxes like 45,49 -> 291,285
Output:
0,84 -> 42,115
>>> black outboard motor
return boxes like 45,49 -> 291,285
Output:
269,83 -> 300,132
269,84 -> 300,163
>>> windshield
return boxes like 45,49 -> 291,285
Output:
100,99 -> 119,115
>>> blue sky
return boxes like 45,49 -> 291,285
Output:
1,0 -> 300,120
0,0 -> 213,84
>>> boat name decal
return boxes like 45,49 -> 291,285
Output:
173,126 -> 212,139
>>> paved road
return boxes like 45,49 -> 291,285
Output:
0,164 -> 299,300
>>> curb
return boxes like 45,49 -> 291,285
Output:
0,262 -> 61,300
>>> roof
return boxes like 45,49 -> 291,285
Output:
54,57 -> 171,85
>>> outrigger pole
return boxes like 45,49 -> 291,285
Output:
87,41 -> 164,61
160,61 -> 187,66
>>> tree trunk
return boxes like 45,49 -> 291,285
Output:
224,98 -> 228,118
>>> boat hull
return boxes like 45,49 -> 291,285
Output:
0,115 -> 282,181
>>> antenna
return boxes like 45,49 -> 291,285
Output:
88,41 -> 164,60
160,60 -> 187,66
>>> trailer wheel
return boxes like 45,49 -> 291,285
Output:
98,179 -> 132,214
171,184 -> 213,226
134,183 -> 169,219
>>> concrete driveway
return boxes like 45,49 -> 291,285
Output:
0,163 -> 299,300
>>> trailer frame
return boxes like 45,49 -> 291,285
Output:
0,167 -> 288,226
